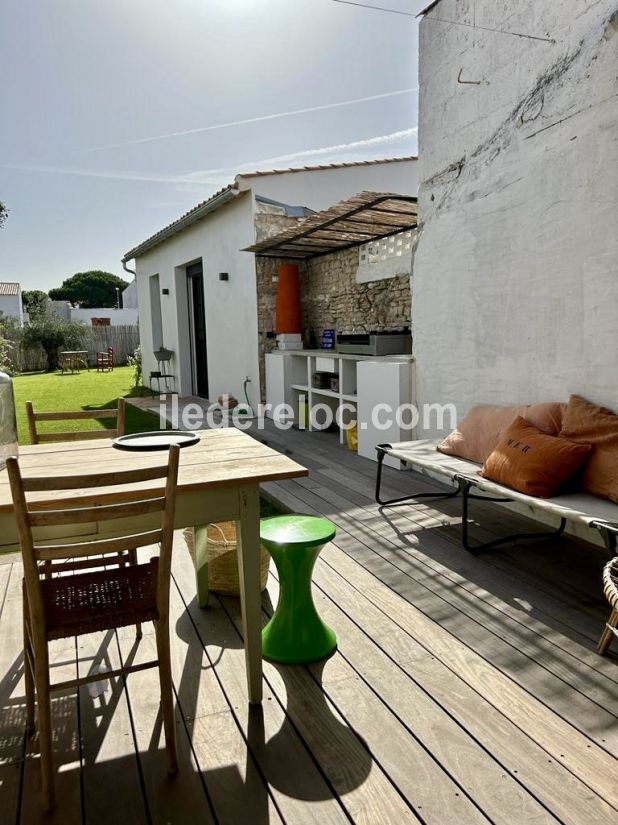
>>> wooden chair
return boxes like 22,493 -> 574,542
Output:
25,398 -> 126,444
96,346 -> 114,372
6,445 -> 180,810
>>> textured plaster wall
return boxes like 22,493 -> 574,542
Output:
414,0 -> 618,435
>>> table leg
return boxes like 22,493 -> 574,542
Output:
193,525 -> 209,608
236,484 -> 263,704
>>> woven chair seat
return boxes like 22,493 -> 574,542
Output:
602,556 -> 618,609
41,559 -> 160,641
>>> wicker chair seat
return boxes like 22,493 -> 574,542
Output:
40,559 -> 160,641
598,556 -> 618,655
603,556 -> 618,608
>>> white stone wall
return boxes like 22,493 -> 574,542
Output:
121,279 -> 138,309
70,307 -> 138,326
414,0 -> 618,435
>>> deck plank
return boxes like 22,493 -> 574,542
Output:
0,563 -> 25,825
77,631 -> 149,825
306,470 -> 616,669
304,478 -> 618,695
20,630 -> 82,821
320,541 -> 618,809
264,477 -> 618,753
166,572 -> 283,825
115,627 -> 217,825
217,593 -> 424,825
312,549 -> 618,824
264,570 -> 552,824
171,539 -> 352,825
9,418 -> 618,823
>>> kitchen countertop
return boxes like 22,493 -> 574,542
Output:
272,349 -> 414,362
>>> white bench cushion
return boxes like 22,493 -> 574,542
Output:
386,439 -> 618,528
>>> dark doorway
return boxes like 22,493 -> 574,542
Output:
186,262 -> 208,398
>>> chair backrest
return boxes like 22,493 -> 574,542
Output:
26,397 -> 126,444
6,444 -> 180,630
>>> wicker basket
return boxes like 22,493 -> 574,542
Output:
183,522 -> 270,595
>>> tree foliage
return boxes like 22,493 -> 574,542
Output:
21,316 -> 91,371
0,201 -> 8,229
22,289 -> 49,320
48,271 -> 129,308
0,312 -> 19,373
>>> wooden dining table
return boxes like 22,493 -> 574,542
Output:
0,427 -> 308,704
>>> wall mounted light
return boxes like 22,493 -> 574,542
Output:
219,272 -> 229,281
161,288 -> 169,295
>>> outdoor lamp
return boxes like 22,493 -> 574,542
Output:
0,370 -> 18,471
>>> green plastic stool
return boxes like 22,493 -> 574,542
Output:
260,514 -> 337,664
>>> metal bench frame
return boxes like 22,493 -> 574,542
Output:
375,443 -> 615,556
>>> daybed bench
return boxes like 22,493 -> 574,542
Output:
375,439 -> 618,555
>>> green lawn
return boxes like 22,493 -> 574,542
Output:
12,367 -> 158,444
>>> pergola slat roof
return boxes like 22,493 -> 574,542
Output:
244,191 -> 418,260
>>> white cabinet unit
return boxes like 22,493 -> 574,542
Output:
357,360 -> 415,467
266,350 -> 414,461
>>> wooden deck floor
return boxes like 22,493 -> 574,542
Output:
1,420 -> 617,824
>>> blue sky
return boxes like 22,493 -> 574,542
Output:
0,0 -> 424,290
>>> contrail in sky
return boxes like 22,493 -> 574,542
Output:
1,164 -> 222,185
181,128 -> 418,181
82,87 -> 419,153
5,128 -> 417,185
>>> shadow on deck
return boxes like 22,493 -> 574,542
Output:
1,412 -> 617,824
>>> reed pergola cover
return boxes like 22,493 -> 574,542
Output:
245,191 -> 418,260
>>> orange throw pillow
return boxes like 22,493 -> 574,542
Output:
559,394 -> 618,503
438,402 -> 566,464
480,417 -> 592,498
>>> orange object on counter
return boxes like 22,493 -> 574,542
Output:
275,264 -> 302,334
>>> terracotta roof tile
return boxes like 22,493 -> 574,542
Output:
238,156 -> 417,179
122,157 -> 417,262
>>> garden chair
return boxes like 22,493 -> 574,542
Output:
96,346 -> 114,372
6,444 -> 180,810
25,397 -> 126,444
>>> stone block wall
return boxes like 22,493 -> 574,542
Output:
256,246 -> 411,401
299,247 -> 411,340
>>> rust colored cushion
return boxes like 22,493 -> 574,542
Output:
559,394 -> 618,503
525,402 -> 567,436
438,403 -> 566,464
479,417 -> 592,498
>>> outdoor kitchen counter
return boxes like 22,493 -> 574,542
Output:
277,349 -> 414,362
265,350 -> 416,459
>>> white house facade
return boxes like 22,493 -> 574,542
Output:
123,158 -> 418,406
121,279 -> 138,309
0,282 -> 24,325
413,0 -> 618,435
49,300 -> 138,326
